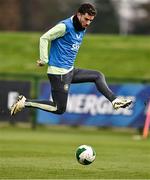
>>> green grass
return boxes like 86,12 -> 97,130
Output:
79,35 -> 150,79
0,32 -> 150,79
0,126 -> 150,179
0,32 -> 150,179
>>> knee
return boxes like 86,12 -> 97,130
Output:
95,71 -> 105,80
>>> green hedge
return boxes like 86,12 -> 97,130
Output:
0,32 -> 150,79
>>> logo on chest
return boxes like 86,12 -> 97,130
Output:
71,43 -> 80,51
76,34 -> 81,39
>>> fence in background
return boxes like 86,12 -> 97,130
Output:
0,73 -> 42,128
0,72 -> 150,129
37,81 -> 150,129
0,80 -> 31,122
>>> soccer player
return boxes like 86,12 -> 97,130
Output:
11,3 -> 132,116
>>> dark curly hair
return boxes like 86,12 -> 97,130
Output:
77,3 -> 97,16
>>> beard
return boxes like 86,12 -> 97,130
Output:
73,15 -> 85,32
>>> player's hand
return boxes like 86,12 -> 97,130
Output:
37,60 -> 45,67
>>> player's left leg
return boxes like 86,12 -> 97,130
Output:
72,68 -> 116,101
71,68 -> 132,109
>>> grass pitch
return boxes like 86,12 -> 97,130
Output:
0,125 -> 150,179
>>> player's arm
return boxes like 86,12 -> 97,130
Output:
37,23 -> 66,66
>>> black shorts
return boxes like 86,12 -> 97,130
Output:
46,68 -> 115,113
47,69 -> 74,93
47,68 -> 103,93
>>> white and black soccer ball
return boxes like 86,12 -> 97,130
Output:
75,145 -> 96,165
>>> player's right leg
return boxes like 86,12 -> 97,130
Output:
10,92 -> 68,116
10,95 -> 26,115
10,91 -> 68,116
10,72 -> 73,116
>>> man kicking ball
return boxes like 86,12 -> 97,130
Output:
11,3 -> 132,116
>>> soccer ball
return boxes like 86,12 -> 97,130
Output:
75,145 -> 96,165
